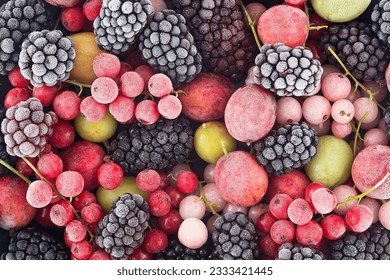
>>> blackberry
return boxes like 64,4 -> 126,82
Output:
253,43 -> 323,97
172,0 -> 256,82
94,0 -> 153,54
277,242 -> 325,260
371,0 -> 390,48
18,29 -> 75,87
329,223 -> 390,260
0,0 -> 52,75
252,122 -> 318,176
0,106 -> 16,175
0,97 -> 58,158
139,9 -> 202,87
211,212 -> 259,260
155,235 -> 212,260
95,193 -> 150,259
109,116 -> 194,175
320,20 -> 389,82
1,228 -> 69,260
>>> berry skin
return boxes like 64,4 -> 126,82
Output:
89,249 -> 111,260
50,200 -> 75,227
37,153 -> 63,180
287,198 -> 314,225
61,6 -> 86,32
345,204 -> 374,233
71,240 -> 92,260
320,214 -> 346,240
270,220 -> 295,245
120,71 -> 144,98
128,246 -> 154,260
80,95 -> 107,122
269,193 -> 293,220
8,67 -> 30,88
91,77 -> 119,104
56,171 -> 85,198
148,73 -> 173,98
97,162 -> 123,190
179,195 -> 206,220
26,180 -> 53,208
65,220 -> 87,243
83,0 -> 103,21
147,190 -> 172,217
53,91 -> 81,121
259,233 -> 280,258
310,188 -> 337,214
143,229 -> 169,254
157,95 -> 183,120
108,96 -> 135,124
176,171 -> 198,194
136,169 -> 161,193
4,88 -> 31,109
81,203 -> 103,224
72,190 -> 97,211
48,120 -> 75,149
157,209 -> 183,235
256,212 -> 277,233
135,100 -> 160,125
165,186 -> 185,208
33,85 -> 58,106
92,53 -> 121,78
304,182 -> 327,204
16,157 -> 38,177
296,220 -> 323,246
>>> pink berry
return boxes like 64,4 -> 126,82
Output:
135,100 -> 160,125
143,229 -> 168,253
364,128 -> 388,147
65,220 -> 87,243
176,170 -> 198,194
204,163 -> 216,183
157,95 -> 182,120
202,183 -> 226,212
276,97 -> 302,125
321,64 -> 342,82
179,195 -> 206,220
56,171 -> 84,198
296,220 -> 323,246
331,121 -> 352,139
345,88 -> 362,103
147,190 -> 171,217
248,203 -> 269,223
345,205 -> 373,233
50,200 -> 74,227
307,119 -> 331,136
157,208 -> 183,235
81,203 -> 103,224
120,71 -> 144,98
333,184 -> 358,215
284,0 -> 307,6
8,66 -> 29,87
304,182 -> 327,204
97,162 -> 123,190
379,201 -> 390,230
206,215 -> 218,234
322,73 -> 352,102
269,193 -> 293,220
26,180 -> 53,208
37,153 -> 63,179
80,96 -> 107,122
287,198 -> 314,225
148,73 -> 173,97
321,214 -> 346,240
72,190 -> 96,211
362,80 -> 387,102
302,95 -> 331,125
256,212 -> 277,233
33,85 -> 57,106
92,53 -> 121,78
136,169 -> 160,193
91,77 -> 118,104
71,240 -> 92,260
61,6 -> 86,32
360,197 -> 381,224
353,97 -> 379,124
82,0 -> 102,21
48,120 -> 75,149
223,203 -> 248,215
53,90 -> 81,120
310,188 -> 337,214
178,217 -> 208,249
108,96 -> 136,123
135,65 -> 156,90
360,112 -> 381,130
270,220 -> 295,245
331,99 -> 355,124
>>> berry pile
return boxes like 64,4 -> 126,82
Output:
0,0 -> 390,263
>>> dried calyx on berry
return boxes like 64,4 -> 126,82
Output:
320,20 -> 389,82
139,9 -> 203,87
253,43 -> 323,97
0,97 -> 58,158
18,29 -> 75,87
252,122 -> 319,176
172,0 -> 257,82
95,193 -> 150,259
0,0 -> 53,75
94,0 -> 154,54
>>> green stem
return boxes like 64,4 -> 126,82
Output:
353,111 -> 370,156
0,159 -> 32,184
239,0 -> 262,50
327,47 -> 385,111
304,2 -> 310,18
350,122 -> 364,142
63,80 -> 92,96
198,182 -> 220,217
337,173 -> 390,207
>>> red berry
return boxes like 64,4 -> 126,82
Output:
345,204 -> 373,233
72,190 -> 97,211
147,190 -> 171,217
50,200 -> 74,227
91,77 -> 119,104
296,220 -> 323,246
37,153 -> 63,179
158,172 -> 169,190
65,219 -> 87,243
143,229 -> 168,254
165,185 -> 185,208
148,73 -> 172,98
135,100 -> 160,125
269,193 -> 293,219
71,240 -> 92,260
81,202 -> 103,223
97,162 -> 123,190
4,88 -> 31,109
33,85 -> 58,106
80,95 -> 107,122
256,212 -> 277,233
136,169 -> 161,193
128,246 -> 154,260
56,171 -> 85,198
321,214 -> 346,240
82,0 -> 102,21
53,90 -> 81,120
8,66 -> 29,87
311,187 -> 337,214
16,157 -> 38,177
157,208 -> 183,235
120,71 -> 144,98
62,6 -> 86,32
176,170 -> 198,194
304,182 -> 327,204
259,233 -> 280,257
48,120 -> 75,149
270,220 -> 295,244
108,95 -> 135,123
157,95 -> 182,120
287,198 -> 314,225
134,65 -> 156,90
35,204 -> 56,227
92,53 -> 121,78
89,249 -> 111,260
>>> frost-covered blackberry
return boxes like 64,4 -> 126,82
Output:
252,122 -> 319,176
139,9 -> 202,87
18,30 -> 75,87
0,0 -> 53,75
254,43 -> 323,97
0,106 -> 17,175
95,193 -> 149,259
0,97 -> 58,158
371,0 -> 390,48
94,0 -> 153,54
277,242 -> 325,260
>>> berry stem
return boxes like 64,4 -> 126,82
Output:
198,182 -> 219,217
239,0 -> 262,50
0,159 -> 32,184
63,80 -> 92,96
337,172 -> 390,207
308,25 -> 328,31
304,2 -> 310,18
353,111 -> 370,156
327,47 -> 385,111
